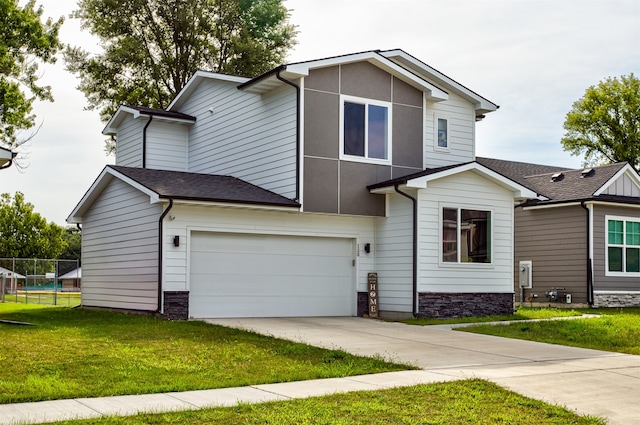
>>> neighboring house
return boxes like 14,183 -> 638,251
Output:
59,267 -> 82,290
0,146 -> 16,169
68,49 -> 538,320
477,157 -> 640,308
0,266 -> 26,294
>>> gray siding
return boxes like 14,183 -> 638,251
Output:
592,204 -> 640,291
514,206 -> 588,303
182,79 -> 297,199
115,116 -> 144,167
146,121 -> 188,171
81,178 -> 162,311
302,63 -> 423,216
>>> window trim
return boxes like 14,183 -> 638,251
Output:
434,113 -> 450,152
439,205 -> 494,266
339,95 -> 392,165
605,215 -> 640,277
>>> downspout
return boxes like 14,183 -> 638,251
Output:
581,201 -> 594,305
157,198 -> 173,314
394,185 -> 418,317
275,71 -> 301,202
142,115 -> 153,168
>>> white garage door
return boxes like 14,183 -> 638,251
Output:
189,232 -> 355,318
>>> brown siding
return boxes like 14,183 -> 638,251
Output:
302,64 -> 423,217
514,205 -> 589,304
592,204 -> 640,291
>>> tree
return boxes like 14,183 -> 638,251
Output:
59,226 -> 82,262
561,74 -> 640,168
0,192 -> 66,259
0,0 -> 63,148
65,0 -> 297,153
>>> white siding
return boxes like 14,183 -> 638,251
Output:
417,171 -> 514,293
424,92 -> 476,168
179,79 -> 297,198
146,121 -> 188,171
81,178 -> 162,311
115,116 -> 144,167
162,205 -> 375,295
374,193 -> 414,313
602,173 -> 640,197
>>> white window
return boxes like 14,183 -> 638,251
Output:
434,114 -> 449,151
606,216 -> 640,275
442,207 -> 492,264
340,95 -> 391,163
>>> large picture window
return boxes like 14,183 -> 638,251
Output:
342,96 -> 390,162
442,207 -> 492,264
607,216 -> 640,274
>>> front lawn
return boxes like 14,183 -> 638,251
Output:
402,307 -> 585,326
47,379 -> 604,425
460,308 -> 640,355
0,304 -> 409,404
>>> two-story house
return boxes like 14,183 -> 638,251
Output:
68,50 -> 538,320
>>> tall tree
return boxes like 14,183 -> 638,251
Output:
65,0 -> 296,153
0,192 -> 66,259
561,74 -> 640,168
59,226 -> 82,262
0,0 -> 63,148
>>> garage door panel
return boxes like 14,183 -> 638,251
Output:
189,232 -> 355,318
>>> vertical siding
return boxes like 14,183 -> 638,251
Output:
417,171 -> 514,293
424,92 -> 475,168
374,193 -> 414,313
162,205 -> 375,294
182,79 -> 297,199
146,121 -> 188,171
602,174 -> 640,197
115,116 -> 144,167
514,206 -> 588,303
593,204 -> 640,291
81,178 -> 162,311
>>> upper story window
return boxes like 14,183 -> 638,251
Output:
442,207 -> 492,264
607,216 -> 640,275
434,115 -> 449,151
341,96 -> 391,163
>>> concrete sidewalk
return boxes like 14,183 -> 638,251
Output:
1,317 -> 639,424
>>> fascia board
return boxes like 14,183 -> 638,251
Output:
168,70 -> 249,110
287,52 -> 448,101
406,163 -> 539,199
66,167 -> 161,223
170,199 -> 301,212
593,164 -> 640,196
380,49 -> 498,113
102,106 -> 140,135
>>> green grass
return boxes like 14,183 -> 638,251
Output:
1,291 -> 81,307
47,379 -> 604,425
0,304 -> 409,404
460,308 -> 640,355
401,307 -> 585,326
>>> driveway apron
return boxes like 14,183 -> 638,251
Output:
207,317 -> 640,425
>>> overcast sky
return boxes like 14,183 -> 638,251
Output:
2,0 -> 639,225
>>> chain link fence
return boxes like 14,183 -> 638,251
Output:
0,258 -> 81,307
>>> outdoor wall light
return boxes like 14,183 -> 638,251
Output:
173,235 -> 180,247
364,243 -> 371,254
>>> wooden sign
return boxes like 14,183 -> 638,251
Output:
367,272 -> 378,318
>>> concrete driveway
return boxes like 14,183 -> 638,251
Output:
207,317 -> 640,425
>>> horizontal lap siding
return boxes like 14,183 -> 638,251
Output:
115,117 -> 144,167
418,171 -> 514,293
183,80 -> 297,198
162,205 -> 375,294
593,205 -> 640,292
424,92 -> 475,168
82,178 -> 162,311
375,193 -> 414,313
514,206 -> 588,303
146,122 -> 188,171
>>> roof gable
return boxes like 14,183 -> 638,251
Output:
103,105 -> 196,135
168,70 -> 249,111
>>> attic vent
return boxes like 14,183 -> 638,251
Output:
581,168 -> 595,178
551,172 -> 564,182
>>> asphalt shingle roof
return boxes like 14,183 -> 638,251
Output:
125,105 -> 196,121
109,166 -> 299,208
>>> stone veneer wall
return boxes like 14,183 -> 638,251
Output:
163,291 -> 189,320
418,292 -> 514,318
593,293 -> 640,308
